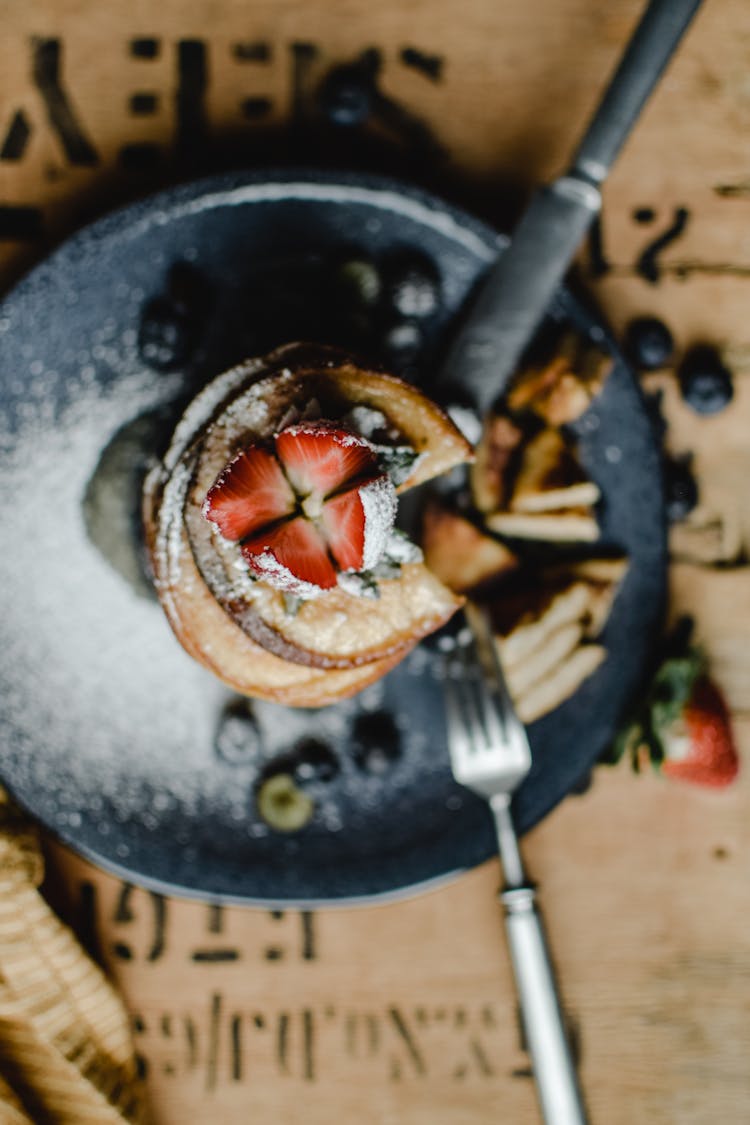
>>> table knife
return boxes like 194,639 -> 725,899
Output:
438,0 -> 703,414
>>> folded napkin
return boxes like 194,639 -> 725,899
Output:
0,787 -> 148,1123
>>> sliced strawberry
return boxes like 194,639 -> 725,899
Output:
275,422 -> 377,501
242,516 -> 338,592
204,421 -> 398,595
321,475 -> 397,572
203,445 -> 296,541
320,486 -> 367,572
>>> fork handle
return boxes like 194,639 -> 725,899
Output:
501,886 -> 588,1125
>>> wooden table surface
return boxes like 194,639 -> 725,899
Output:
2,2 -> 749,1122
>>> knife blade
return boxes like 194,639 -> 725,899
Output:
438,0 -> 703,415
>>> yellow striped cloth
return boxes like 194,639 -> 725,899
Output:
0,788 -> 148,1123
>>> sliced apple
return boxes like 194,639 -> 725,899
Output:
506,332 -> 613,426
509,429 -> 600,513
421,499 -> 518,594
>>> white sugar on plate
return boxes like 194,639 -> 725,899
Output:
0,358 -> 252,825
0,348 -> 451,857
359,475 -> 398,571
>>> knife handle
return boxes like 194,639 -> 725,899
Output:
438,0 -> 702,412
502,885 -> 588,1125
571,0 -> 703,184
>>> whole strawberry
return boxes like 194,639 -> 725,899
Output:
659,671 -> 739,788
611,646 -> 739,789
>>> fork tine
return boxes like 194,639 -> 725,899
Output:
444,651 -> 483,769
444,632 -> 506,778
465,604 -> 530,755
442,609 -> 532,793
450,632 -> 499,754
475,661 -> 507,751
443,672 -> 471,764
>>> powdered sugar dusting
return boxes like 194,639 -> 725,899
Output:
0,362 -> 248,828
0,351 -> 451,870
245,547 -> 326,600
0,173 -> 538,904
343,404 -> 397,441
339,431 -> 371,448
384,528 -> 424,565
162,358 -> 263,473
359,475 -> 398,570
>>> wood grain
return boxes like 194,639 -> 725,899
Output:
2,0 -> 750,364
46,723 -> 750,1125
3,0 -> 750,1121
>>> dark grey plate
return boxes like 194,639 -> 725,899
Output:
0,170 -> 666,905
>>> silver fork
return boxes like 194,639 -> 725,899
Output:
443,605 -> 588,1125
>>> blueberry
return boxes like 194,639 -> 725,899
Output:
318,66 -> 373,127
215,702 -> 262,765
138,296 -> 191,371
256,773 -> 314,833
166,261 -> 210,316
383,252 -> 441,320
334,255 -> 382,311
350,711 -> 401,773
623,316 -> 674,370
678,345 -> 734,415
292,738 -> 340,784
380,319 -> 423,369
663,455 -> 699,522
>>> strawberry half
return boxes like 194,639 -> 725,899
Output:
275,422 -> 377,499
203,419 -> 399,596
321,476 -> 397,572
202,445 -> 296,541
242,516 -> 338,593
